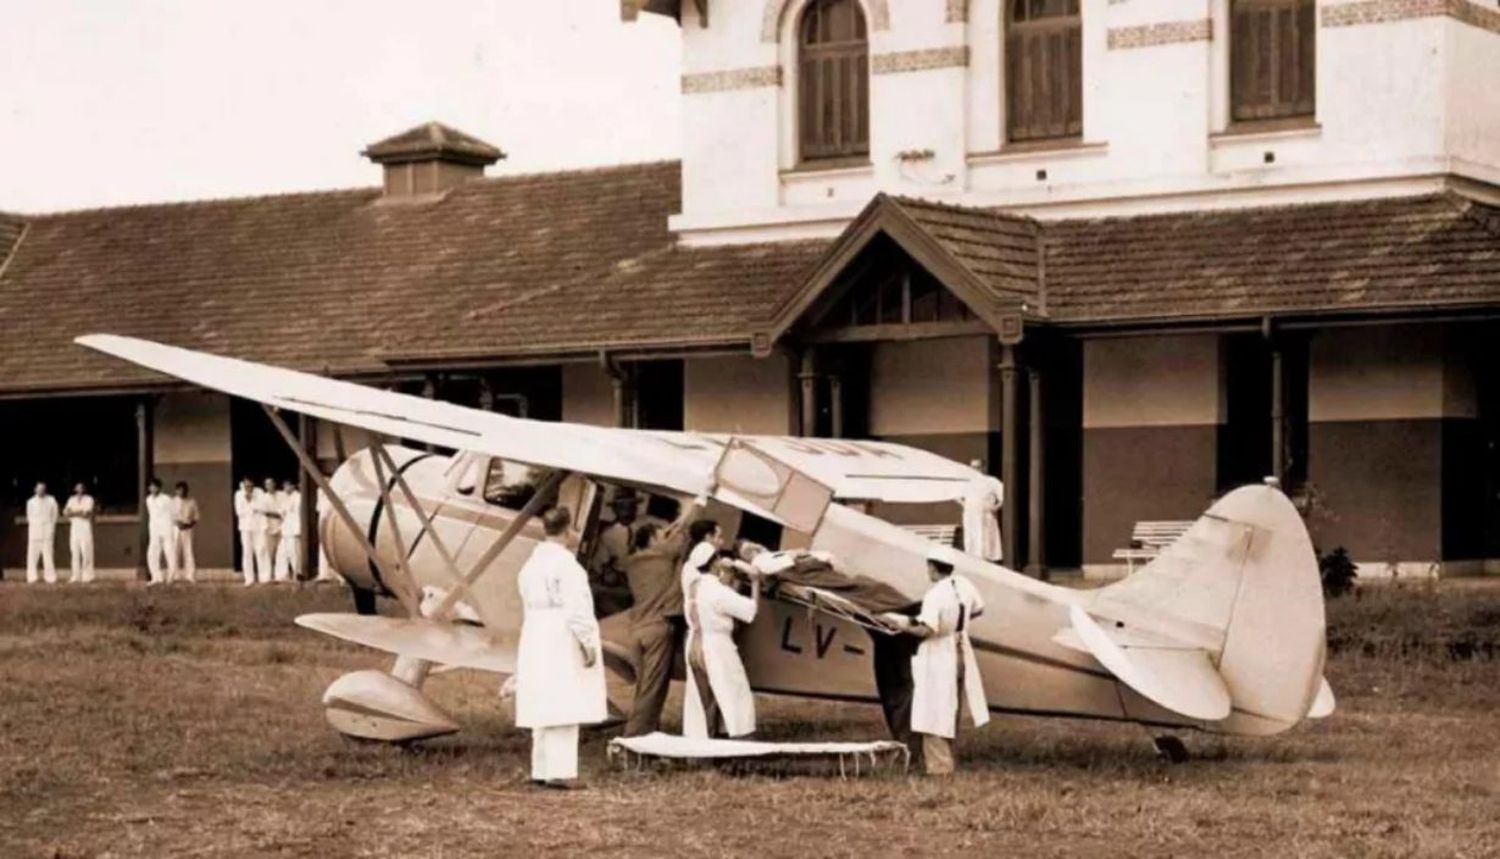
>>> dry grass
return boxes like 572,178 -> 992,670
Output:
1,581 -> 1497,858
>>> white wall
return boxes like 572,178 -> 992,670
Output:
561,363 -> 615,427
661,0 -> 1500,245
1309,325 -> 1475,422
869,336 -> 993,436
1083,334 -> 1223,429
683,353 -> 793,434
155,392 -> 230,464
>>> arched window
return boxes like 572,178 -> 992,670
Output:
799,0 -> 870,163
1231,0 -> 1315,123
1006,0 -> 1082,143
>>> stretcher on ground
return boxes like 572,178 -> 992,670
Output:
607,732 -> 910,777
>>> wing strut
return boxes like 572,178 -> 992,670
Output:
260,403 -> 420,614
430,468 -> 571,619
368,443 -> 489,624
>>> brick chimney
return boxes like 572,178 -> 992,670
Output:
362,122 -> 505,198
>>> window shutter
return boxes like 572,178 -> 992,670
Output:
1007,0 -> 1082,143
1231,0 -> 1315,123
798,0 -> 870,163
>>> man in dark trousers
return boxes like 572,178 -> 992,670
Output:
618,500 -> 702,736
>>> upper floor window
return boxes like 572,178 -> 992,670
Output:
1007,0 -> 1082,144
1231,0 -> 1316,124
798,0 -> 870,164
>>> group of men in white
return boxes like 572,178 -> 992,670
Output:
232,476 -> 306,586
507,464 -> 1001,788
18,475 -> 313,585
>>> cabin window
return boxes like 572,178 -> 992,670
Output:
483,459 -> 550,510
1230,0 -> 1316,124
798,0 -> 870,164
1006,0 -> 1083,143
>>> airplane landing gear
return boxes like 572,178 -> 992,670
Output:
1153,735 -> 1189,763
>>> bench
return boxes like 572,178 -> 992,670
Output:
1111,520 -> 1193,575
906,524 -> 959,547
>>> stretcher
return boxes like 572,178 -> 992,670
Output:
607,732 -> 910,777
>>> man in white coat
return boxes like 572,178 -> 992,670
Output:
510,506 -> 606,788
961,460 -> 1004,563
144,478 -> 178,585
274,479 -> 302,582
233,477 -> 266,586
258,477 -> 284,580
173,482 -> 199,583
25,482 -> 59,585
63,482 -> 96,584
683,554 -> 762,740
895,547 -> 989,776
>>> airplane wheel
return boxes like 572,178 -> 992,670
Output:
1153,735 -> 1189,763
351,587 -> 377,616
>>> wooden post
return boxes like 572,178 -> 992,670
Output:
419,375 -> 437,452
1026,367 -> 1047,581
298,413 -> 318,581
829,374 -> 844,439
1271,344 -> 1286,485
999,344 -> 1020,568
135,397 -> 154,581
605,356 -> 635,428
798,348 -> 818,437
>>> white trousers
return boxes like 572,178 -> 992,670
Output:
241,530 -> 269,584
274,535 -> 301,581
530,724 -> 580,782
146,531 -> 177,583
69,527 -> 95,582
26,537 -> 56,584
177,528 -> 196,581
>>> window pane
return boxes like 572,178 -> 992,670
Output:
799,0 -> 869,161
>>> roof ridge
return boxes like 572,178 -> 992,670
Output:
13,159 -> 682,219
1045,192 -> 1453,228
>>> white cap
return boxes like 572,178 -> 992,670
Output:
687,542 -> 716,573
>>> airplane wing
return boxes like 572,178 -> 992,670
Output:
76,335 -> 986,513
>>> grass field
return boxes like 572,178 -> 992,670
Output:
1,581 -> 1497,858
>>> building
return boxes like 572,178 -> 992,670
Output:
3,0 -> 1500,579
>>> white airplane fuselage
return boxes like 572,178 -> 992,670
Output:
322,445 -> 1326,738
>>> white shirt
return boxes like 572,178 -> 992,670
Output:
145,492 -> 177,537
25,495 -> 59,539
235,488 -> 265,532
63,494 -> 95,533
258,490 -> 284,535
280,490 -> 303,538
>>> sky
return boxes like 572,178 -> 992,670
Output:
0,1 -> 683,213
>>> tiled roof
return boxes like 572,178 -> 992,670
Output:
1044,194 -> 1500,323
0,162 -> 686,393
891,196 -> 1040,309
0,214 -> 24,270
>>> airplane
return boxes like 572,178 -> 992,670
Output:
77,334 -> 1334,759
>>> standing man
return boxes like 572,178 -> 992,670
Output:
619,506 -> 698,737
509,506 -> 606,789
174,482 -> 199,583
682,556 -> 761,739
62,482 -> 96,584
258,477 -> 284,580
234,477 -> 266,586
274,478 -> 302,582
961,460 -> 1004,563
25,482 -> 59,585
144,478 -> 177,585
891,548 -> 989,776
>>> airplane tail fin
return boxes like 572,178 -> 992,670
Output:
1090,483 -> 1328,735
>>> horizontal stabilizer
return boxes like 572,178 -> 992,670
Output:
1069,606 -> 1231,722
297,613 -> 515,673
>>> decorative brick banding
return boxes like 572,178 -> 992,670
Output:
1107,18 -> 1214,50
681,66 -> 783,95
870,46 -> 970,75
947,0 -> 968,23
1323,0 -> 1500,33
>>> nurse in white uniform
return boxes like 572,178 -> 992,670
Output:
682,555 -> 761,740
961,460 -> 1004,563
903,547 -> 989,776
511,506 -> 606,788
